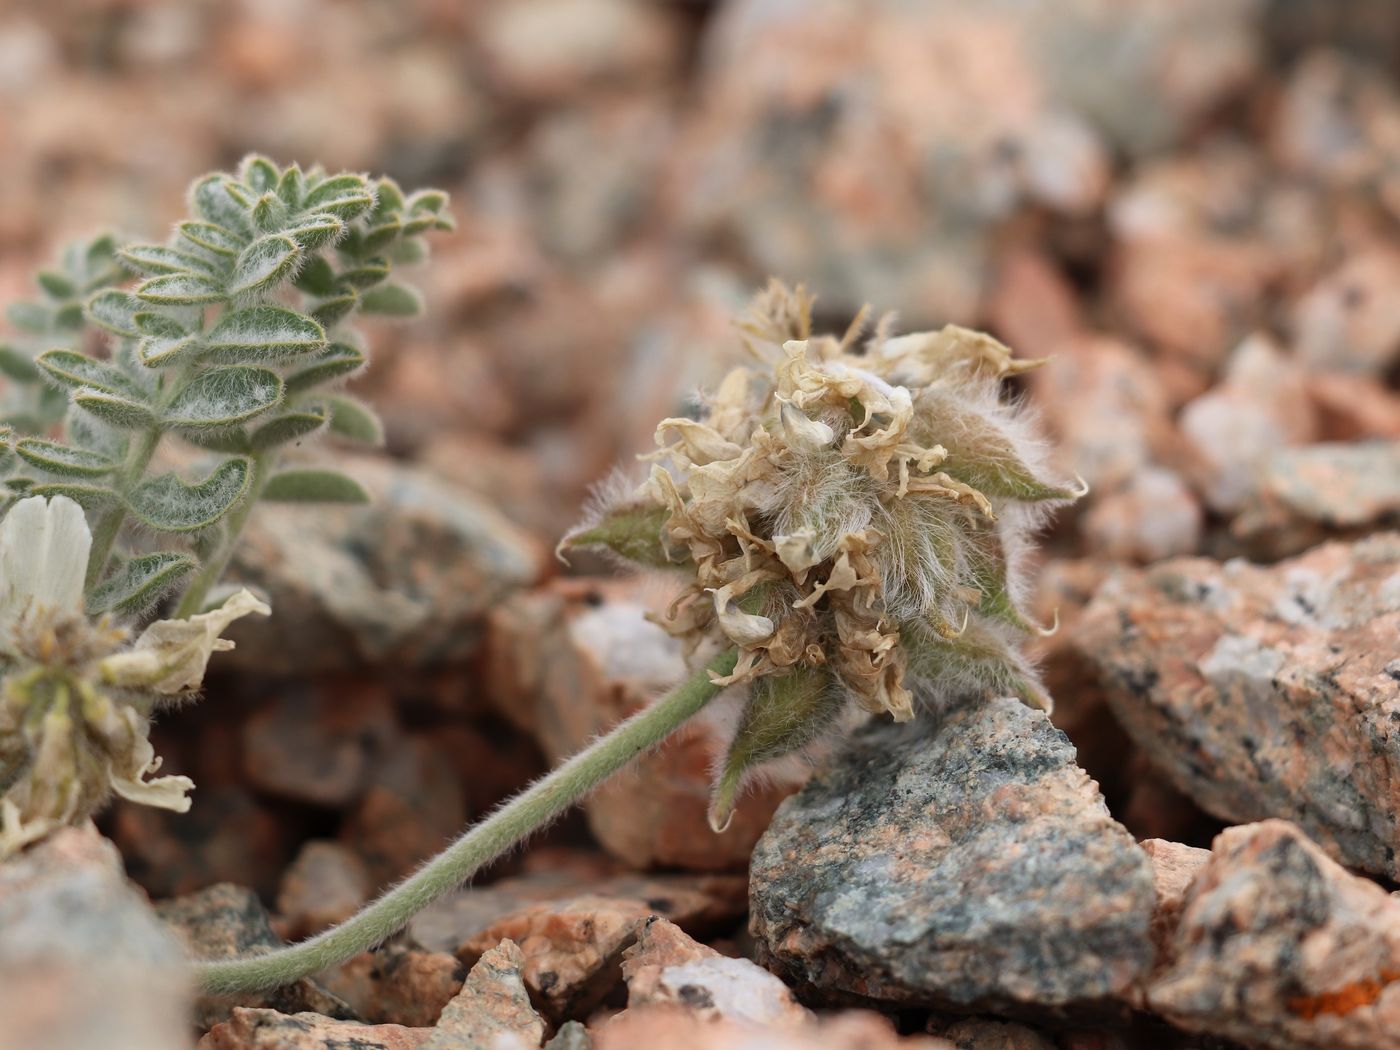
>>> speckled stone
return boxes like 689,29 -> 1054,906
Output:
0,827 -> 192,1050
749,698 -> 1155,1018
223,455 -> 543,674
1150,820 -> 1400,1050
157,882 -> 353,1030
199,1009 -> 430,1050
425,939 -> 546,1050
1075,533 -> 1400,878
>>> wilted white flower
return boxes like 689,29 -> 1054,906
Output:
565,281 -> 1084,830
0,495 -> 268,856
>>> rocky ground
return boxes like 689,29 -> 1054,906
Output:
4,1 -> 1400,1048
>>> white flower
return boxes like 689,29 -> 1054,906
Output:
0,495 -> 91,657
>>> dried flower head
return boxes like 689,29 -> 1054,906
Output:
0,495 -> 267,855
565,281 -> 1084,830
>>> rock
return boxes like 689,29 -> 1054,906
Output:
1138,839 -> 1212,976
1293,247 -> 1400,374
318,945 -> 465,1028
1081,465 -> 1203,563
485,580 -> 799,870
595,1008 -> 953,1049
425,939 -> 546,1050
224,455 -> 543,675
620,918 -> 809,1028
544,1021 -> 591,1050
1150,820 -> 1400,1050
0,826 -> 192,1050
934,1019 -> 1055,1050
276,840 -> 371,939
340,733 -> 467,885
749,699 -> 1156,1018
1233,442 -> 1400,557
1308,373 -> 1400,442
1076,533 -> 1400,878
112,783 -> 295,900
199,1009 -> 430,1050
242,681 -> 398,808
408,868 -> 747,958
1178,334 -> 1318,514
157,882 -> 353,1030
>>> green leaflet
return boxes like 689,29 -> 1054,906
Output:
326,395 -> 383,446
262,468 -> 369,504
87,552 -> 198,616
127,458 -> 253,532
164,366 -> 284,428
204,306 -> 326,361
14,438 -> 115,478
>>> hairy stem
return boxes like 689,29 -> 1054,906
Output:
172,451 -> 272,618
84,427 -> 161,587
197,648 -> 739,994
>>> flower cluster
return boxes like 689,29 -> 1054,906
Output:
566,282 -> 1083,829
0,495 -> 266,856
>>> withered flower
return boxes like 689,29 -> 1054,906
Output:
565,282 -> 1083,830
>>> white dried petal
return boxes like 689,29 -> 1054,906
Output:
779,401 -> 835,452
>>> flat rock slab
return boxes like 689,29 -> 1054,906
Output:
1150,820 -> 1400,1050
749,698 -> 1155,1018
1076,533 -> 1400,878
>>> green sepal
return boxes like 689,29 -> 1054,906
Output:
326,394 -> 384,446
710,667 -> 845,832
127,458 -> 253,532
87,552 -> 199,617
164,366 -> 284,428
562,503 -> 680,569
285,343 -> 366,393
360,282 -> 422,317
249,405 -> 328,451
262,468 -> 370,504
14,438 -> 116,478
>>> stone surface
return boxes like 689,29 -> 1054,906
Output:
158,882 -> 353,1029
0,826 -> 192,1050
749,699 -> 1155,1018
1076,533 -> 1400,878
425,939 -> 546,1050
1233,442 -> 1400,557
199,1009 -> 430,1050
934,1019 -> 1055,1050
276,840 -> 371,939
318,945 -> 465,1028
485,579 -> 799,870
1139,838 -> 1211,973
1150,820 -> 1400,1050
595,1008 -> 954,1049
224,455 -> 543,674
620,918 -> 809,1028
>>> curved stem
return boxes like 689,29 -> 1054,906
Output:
85,427 -> 160,587
197,648 -> 739,994
172,451 -> 271,618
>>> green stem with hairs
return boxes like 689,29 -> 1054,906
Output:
84,427 -> 161,587
172,451 -> 272,618
197,648 -> 739,994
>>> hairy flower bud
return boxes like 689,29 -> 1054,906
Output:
566,281 -> 1082,821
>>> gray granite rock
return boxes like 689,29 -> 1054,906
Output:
0,827 -> 192,1050
749,698 -> 1155,1019
1075,533 -> 1400,878
158,882 -> 353,1030
425,939 -> 545,1050
223,455 -> 542,674
1150,820 -> 1400,1050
